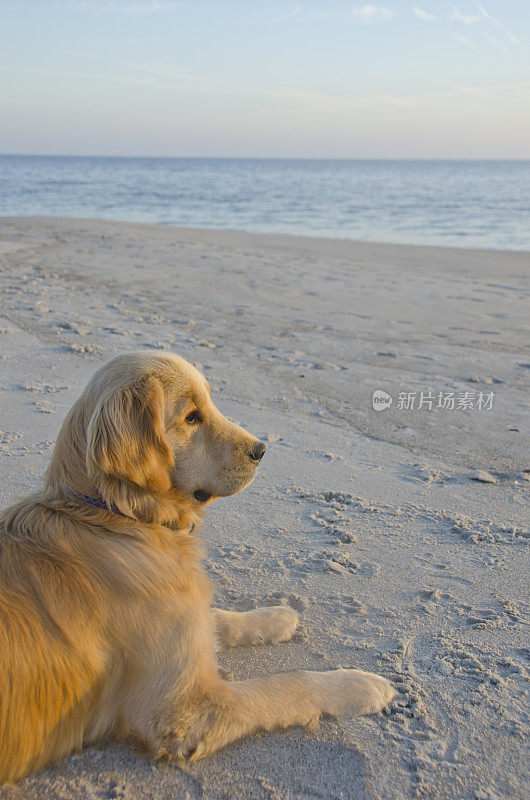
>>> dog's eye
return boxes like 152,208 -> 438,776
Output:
185,410 -> 202,425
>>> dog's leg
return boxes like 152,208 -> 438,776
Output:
213,607 -> 298,648
167,668 -> 395,761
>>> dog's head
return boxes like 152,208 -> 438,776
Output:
49,352 -> 265,525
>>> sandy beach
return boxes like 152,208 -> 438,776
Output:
0,217 -> 528,800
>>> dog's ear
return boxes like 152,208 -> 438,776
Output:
86,376 -> 173,491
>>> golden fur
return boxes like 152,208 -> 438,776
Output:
0,352 -> 394,784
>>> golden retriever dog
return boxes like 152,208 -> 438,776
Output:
0,352 -> 394,783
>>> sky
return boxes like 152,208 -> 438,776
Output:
1,1 -> 529,158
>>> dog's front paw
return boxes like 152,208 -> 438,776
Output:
236,606 -> 299,646
253,605 -> 299,644
214,606 -> 299,648
309,668 -> 395,717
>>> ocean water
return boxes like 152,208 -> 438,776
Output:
1,155 -> 529,251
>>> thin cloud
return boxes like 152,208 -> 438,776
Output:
413,7 -> 437,22
483,31 -> 509,53
436,79 -> 530,97
4,63 -> 529,115
452,32 -> 482,52
475,2 -> 523,48
224,80 -> 530,112
352,5 -> 395,23
451,8 -> 481,24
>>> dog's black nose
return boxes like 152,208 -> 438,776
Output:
249,441 -> 266,462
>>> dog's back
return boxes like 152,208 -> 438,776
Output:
0,497 -> 108,782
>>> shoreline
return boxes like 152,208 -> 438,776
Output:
2,214 -> 530,257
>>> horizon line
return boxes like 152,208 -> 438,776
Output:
2,153 -> 530,162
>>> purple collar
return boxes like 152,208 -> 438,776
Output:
68,490 -> 195,533
69,490 -> 132,519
